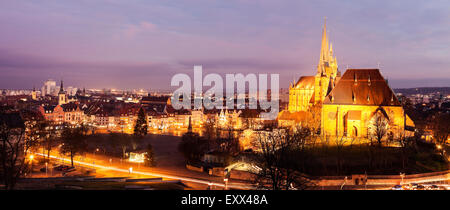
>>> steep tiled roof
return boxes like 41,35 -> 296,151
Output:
323,69 -> 400,106
61,103 -> 79,112
165,105 -> 191,115
42,105 -> 57,113
141,96 -> 169,103
118,103 -> 141,116
294,76 -> 315,89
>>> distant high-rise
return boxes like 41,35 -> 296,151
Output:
41,79 -> 57,96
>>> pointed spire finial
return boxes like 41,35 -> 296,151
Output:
59,80 -> 64,92
330,42 -> 333,54
319,17 -> 329,66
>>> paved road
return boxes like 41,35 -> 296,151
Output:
35,152 -> 255,190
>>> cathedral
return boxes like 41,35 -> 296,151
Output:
281,21 -> 415,141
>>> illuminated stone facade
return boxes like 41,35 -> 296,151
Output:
321,69 -> 415,139
284,21 -> 415,141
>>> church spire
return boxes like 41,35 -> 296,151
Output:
318,17 -> 331,74
59,80 -> 64,93
319,17 -> 328,62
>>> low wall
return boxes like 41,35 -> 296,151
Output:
186,164 -> 203,173
229,170 -> 256,181
317,170 -> 450,186
209,167 -> 225,177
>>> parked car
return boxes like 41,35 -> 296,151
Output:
54,165 -> 70,171
392,185 -> 403,190
430,185 -> 439,190
416,185 -> 425,190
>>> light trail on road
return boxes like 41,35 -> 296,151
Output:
35,153 -> 256,190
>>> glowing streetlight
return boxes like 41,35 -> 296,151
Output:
400,173 -> 405,185
340,176 -> 347,190
29,155 -> 34,177
94,148 -> 99,158
207,182 -> 213,190
129,167 -> 133,174
224,178 -> 228,190
45,162 -> 48,177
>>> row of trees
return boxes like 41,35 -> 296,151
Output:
0,107 -> 153,190
251,123 -> 448,189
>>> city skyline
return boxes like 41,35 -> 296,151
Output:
0,1 -> 449,194
1,0 -> 450,89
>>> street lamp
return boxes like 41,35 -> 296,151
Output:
29,155 -> 34,177
129,167 -> 133,174
94,148 -> 99,159
207,182 -> 213,190
400,172 -> 405,185
224,178 -> 228,190
45,162 -> 48,177
340,176 -> 347,190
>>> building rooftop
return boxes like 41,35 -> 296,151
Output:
323,69 -> 401,106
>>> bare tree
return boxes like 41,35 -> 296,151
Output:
0,112 -> 38,190
109,132 -> 133,158
306,103 -> 322,136
203,117 -> 218,141
178,131 -> 208,163
253,128 -> 312,190
432,113 -> 450,146
60,124 -> 89,167
371,113 -> 388,147
39,121 -> 59,161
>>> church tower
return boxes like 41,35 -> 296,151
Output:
31,86 -> 37,101
58,80 -> 68,105
314,18 -> 339,104
286,19 -> 340,114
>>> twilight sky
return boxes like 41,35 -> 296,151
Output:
0,0 -> 449,90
